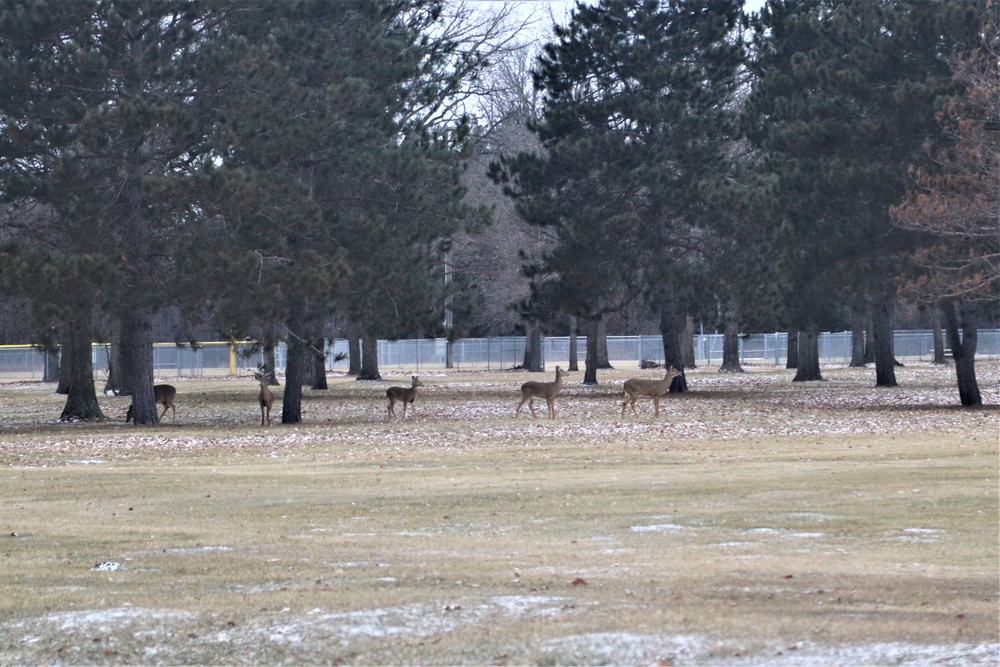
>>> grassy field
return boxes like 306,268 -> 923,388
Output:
0,362 -> 997,665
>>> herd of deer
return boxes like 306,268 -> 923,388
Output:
125,366 -> 683,425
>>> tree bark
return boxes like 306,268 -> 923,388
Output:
792,328 -> 823,382
785,331 -> 798,369
121,309 -> 158,424
583,318 -> 599,385
358,332 -> 381,380
655,282 -> 687,392
59,314 -> 104,421
281,303 -> 307,423
567,315 -> 579,372
849,303 -> 867,367
719,319 -> 744,373
595,316 -> 613,369
522,322 -> 542,372
943,301 -> 982,406
871,295 -> 898,387
346,322 -> 362,376
311,338 -> 328,390
682,315 -> 696,369
931,307 -> 947,365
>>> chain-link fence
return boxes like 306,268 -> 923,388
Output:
0,330 -> 995,379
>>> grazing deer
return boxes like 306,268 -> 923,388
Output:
515,366 -> 566,419
254,369 -> 275,426
621,366 -> 682,418
387,376 -> 424,420
126,384 -> 177,423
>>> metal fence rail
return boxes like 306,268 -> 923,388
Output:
0,330 -> 996,379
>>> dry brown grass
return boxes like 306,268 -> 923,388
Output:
0,362 -> 997,665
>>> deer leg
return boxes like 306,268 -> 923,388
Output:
528,398 -> 537,419
653,397 -> 660,418
547,399 -> 555,419
387,400 -> 395,420
515,397 -> 527,418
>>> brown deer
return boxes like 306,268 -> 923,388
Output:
386,376 -> 424,420
621,366 -> 682,418
254,369 -> 275,426
515,366 -> 566,419
126,384 -> 177,423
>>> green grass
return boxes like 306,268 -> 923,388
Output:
0,363 -> 997,665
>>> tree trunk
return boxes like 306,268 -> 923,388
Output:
346,323 -> 362,376
567,316 -> 579,372
931,307 -> 947,365
792,328 -> 823,382
583,318 -> 599,385
595,316 -> 613,369
281,303 -> 307,423
655,282 -> 687,392
785,331 -> 798,369
310,338 -> 328,390
943,301 -> 982,407
59,315 -> 104,421
849,304 -> 867,367
358,332 -> 381,380
121,309 -> 158,424
682,315 -> 696,369
719,319 -> 744,373
522,322 -> 542,372
871,295 -> 898,388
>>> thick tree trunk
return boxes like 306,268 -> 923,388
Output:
281,304 -> 307,423
864,318 -> 876,364
59,316 -> 104,421
719,319 -> 744,373
311,338 -> 328,390
523,322 -> 542,372
931,307 -> 947,365
583,318 -> 599,385
849,304 -> 867,367
358,332 -> 381,380
655,282 -> 687,392
943,301 -> 982,407
871,296 -> 898,387
785,331 -> 798,370
567,316 -> 579,372
346,323 -> 362,376
792,328 -> 823,382
121,309 -> 158,424
682,315 -> 696,369
595,317 -> 613,369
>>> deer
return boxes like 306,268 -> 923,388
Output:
254,369 -> 275,427
515,365 -> 566,419
386,376 -> 424,420
621,366 -> 682,418
126,384 -> 177,423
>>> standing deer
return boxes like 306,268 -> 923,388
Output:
515,366 -> 566,419
254,369 -> 275,426
386,376 -> 424,420
126,384 -> 177,423
621,366 -> 682,418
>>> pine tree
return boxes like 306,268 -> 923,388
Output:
743,0 -> 986,384
493,0 -> 744,385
